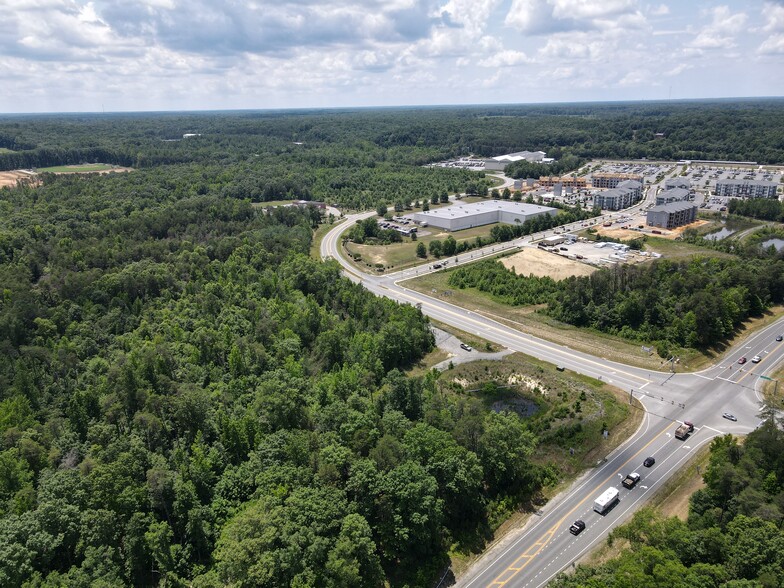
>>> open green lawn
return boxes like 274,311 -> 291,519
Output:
344,222 -> 501,273
38,163 -> 117,173
644,236 -> 737,260
0,147 -> 15,154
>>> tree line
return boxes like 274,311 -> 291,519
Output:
449,256 -> 784,355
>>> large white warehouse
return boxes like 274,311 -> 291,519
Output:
410,200 -> 557,231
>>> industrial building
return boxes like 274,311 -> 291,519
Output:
538,176 -> 588,189
655,187 -> 690,205
483,151 -> 550,171
409,200 -> 557,231
592,173 -> 644,189
594,180 -> 643,211
664,178 -> 691,191
647,201 -> 698,229
715,179 -> 778,198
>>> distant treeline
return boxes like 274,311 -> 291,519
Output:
1,99 -> 784,210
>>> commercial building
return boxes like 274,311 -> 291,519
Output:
715,179 -> 778,198
591,173 -> 644,189
664,178 -> 691,191
594,180 -> 643,211
647,201 -> 698,229
483,151 -> 549,171
655,187 -> 690,205
409,200 -> 557,231
539,176 -> 588,189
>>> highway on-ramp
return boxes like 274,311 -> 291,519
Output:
320,207 -> 784,588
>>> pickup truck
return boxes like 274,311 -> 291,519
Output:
674,421 -> 694,440
622,472 -> 641,489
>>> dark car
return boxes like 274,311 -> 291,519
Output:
738,357 -> 747,364
643,456 -> 655,467
569,520 -> 586,535
776,335 -> 783,342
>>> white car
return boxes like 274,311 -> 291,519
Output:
751,355 -> 762,363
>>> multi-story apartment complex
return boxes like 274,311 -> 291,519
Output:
591,173 -> 644,189
655,187 -> 690,205
647,201 -> 698,229
715,179 -> 778,198
593,180 -> 643,210
538,176 -> 588,189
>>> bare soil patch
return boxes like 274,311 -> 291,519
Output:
596,219 -> 711,241
0,170 -> 39,188
500,247 -> 596,280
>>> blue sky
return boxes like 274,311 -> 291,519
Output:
1,0 -> 782,113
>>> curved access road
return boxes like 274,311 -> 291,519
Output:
320,208 -> 784,588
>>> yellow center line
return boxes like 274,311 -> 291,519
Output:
488,420 -> 674,587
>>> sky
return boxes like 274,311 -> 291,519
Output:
1,0 -> 782,113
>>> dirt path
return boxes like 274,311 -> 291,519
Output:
0,170 -> 38,188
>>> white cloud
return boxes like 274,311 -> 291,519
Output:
758,35 -> 784,55
688,5 -> 748,51
505,0 -> 642,34
478,50 -> 532,67
649,4 -> 669,17
761,2 -> 784,32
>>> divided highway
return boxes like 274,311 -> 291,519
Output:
320,206 -> 784,588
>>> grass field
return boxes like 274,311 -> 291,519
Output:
644,236 -> 736,260
344,223 -> 500,273
0,147 -> 15,154
38,163 -> 118,173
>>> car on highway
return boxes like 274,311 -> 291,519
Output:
569,520 -> 586,535
460,343 -> 473,352
751,355 -> 762,363
643,456 -> 655,467
738,357 -> 747,364
776,335 -> 783,342
723,412 -> 737,421
622,472 -> 641,489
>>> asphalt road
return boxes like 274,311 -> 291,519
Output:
320,188 -> 784,587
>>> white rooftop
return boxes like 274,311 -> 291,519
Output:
413,200 -> 555,220
491,150 -> 546,162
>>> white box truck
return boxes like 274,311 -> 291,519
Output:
594,487 -> 620,514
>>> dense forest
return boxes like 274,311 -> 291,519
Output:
1,101 -> 784,586
449,255 -> 784,355
552,414 -> 784,587
0,163 -> 596,587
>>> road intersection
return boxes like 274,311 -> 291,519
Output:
319,197 -> 784,588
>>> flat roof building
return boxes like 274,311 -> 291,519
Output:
410,200 -> 557,231
655,187 -> 690,205
715,179 -> 778,198
484,150 -> 548,170
592,173 -> 644,189
647,201 -> 698,229
594,180 -> 643,211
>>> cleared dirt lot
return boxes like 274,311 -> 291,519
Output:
596,218 -> 711,241
500,246 -> 596,280
0,170 -> 38,188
